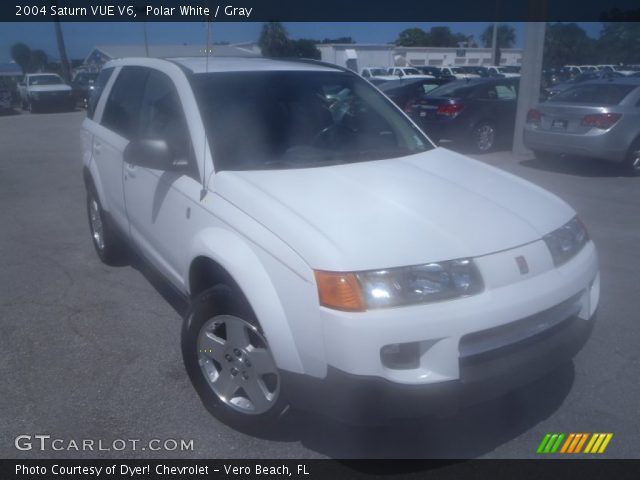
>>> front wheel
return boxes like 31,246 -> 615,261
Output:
182,285 -> 289,432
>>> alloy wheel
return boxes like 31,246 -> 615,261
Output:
197,315 -> 280,415
89,198 -> 105,251
475,124 -> 495,152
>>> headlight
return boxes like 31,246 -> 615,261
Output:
315,259 -> 483,311
543,216 -> 589,267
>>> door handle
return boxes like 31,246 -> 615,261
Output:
125,162 -> 136,178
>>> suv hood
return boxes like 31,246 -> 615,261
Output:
213,148 -> 574,271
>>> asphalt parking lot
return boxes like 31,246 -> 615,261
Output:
1,109 -> 638,460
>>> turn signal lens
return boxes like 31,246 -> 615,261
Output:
314,271 -> 366,312
526,109 -> 542,125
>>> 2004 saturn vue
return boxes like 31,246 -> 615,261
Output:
81,57 -> 599,428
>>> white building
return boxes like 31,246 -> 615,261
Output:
317,43 -> 523,72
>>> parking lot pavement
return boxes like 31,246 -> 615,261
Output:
1,111 -> 638,460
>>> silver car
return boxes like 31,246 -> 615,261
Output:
524,78 -> 640,175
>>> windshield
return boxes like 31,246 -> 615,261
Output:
29,75 -> 63,86
190,71 -> 432,171
404,68 -> 421,75
369,68 -> 387,76
425,80 -> 474,98
549,83 -> 636,105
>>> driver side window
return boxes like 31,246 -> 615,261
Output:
138,70 -> 196,179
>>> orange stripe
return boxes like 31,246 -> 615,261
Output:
574,433 -> 589,453
567,434 -> 582,453
560,434 -> 576,453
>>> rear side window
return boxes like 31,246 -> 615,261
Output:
87,67 -> 113,120
101,67 -> 148,139
549,83 -> 636,105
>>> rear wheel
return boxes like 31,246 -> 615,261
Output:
182,285 -> 289,432
86,185 -> 126,265
625,139 -> 640,176
471,121 -> 496,152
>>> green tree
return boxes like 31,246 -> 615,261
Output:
290,39 -> 321,60
395,28 -> 430,46
321,37 -> 355,44
543,23 -> 595,68
10,42 -> 31,74
596,23 -> 640,65
258,22 -> 293,58
427,26 -> 465,47
29,49 -> 48,72
480,24 -> 516,48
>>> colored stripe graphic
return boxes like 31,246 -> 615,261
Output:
539,433 -> 613,454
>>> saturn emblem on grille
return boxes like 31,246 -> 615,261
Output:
516,255 -> 529,274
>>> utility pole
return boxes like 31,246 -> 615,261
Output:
491,0 -> 500,65
143,23 -> 150,56
53,19 -> 72,82
512,1 -> 548,156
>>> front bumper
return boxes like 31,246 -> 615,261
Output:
284,240 -> 599,424
282,311 -> 594,424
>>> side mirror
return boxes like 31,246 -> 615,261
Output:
123,139 -> 187,171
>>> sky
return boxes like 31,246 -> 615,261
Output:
0,22 -> 603,63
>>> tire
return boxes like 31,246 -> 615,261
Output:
86,185 -> 126,265
182,284 -> 289,433
625,138 -> 640,176
471,121 -> 497,153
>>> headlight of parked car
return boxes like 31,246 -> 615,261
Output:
315,259 -> 484,311
543,216 -> 589,267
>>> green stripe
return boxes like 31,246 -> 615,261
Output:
550,433 -> 565,453
544,434 -> 559,453
537,433 -> 552,453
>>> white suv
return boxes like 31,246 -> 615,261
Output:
82,57 -> 599,429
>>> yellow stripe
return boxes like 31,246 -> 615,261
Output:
560,433 -> 575,453
597,434 -> 613,454
568,434 -> 582,453
590,433 -> 606,454
584,433 -> 598,453
574,433 -> 589,453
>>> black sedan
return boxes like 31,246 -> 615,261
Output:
408,77 -> 519,152
377,77 -> 452,112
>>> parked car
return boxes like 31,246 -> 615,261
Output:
458,66 -> 491,77
18,73 -> 74,112
82,57 -> 599,428
408,77 -> 520,152
485,66 -> 520,78
543,70 -> 624,98
597,65 -> 636,76
377,77 -> 451,112
524,78 -> 640,175
438,66 -> 480,79
0,77 -> 14,112
386,66 -> 434,79
71,71 -> 99,109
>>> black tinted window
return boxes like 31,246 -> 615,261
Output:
549,83 -> 636,105
191,71 -> 431,171
87,68 -> 113,120
101,67 -> 148,138
139,70 -> 192,165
